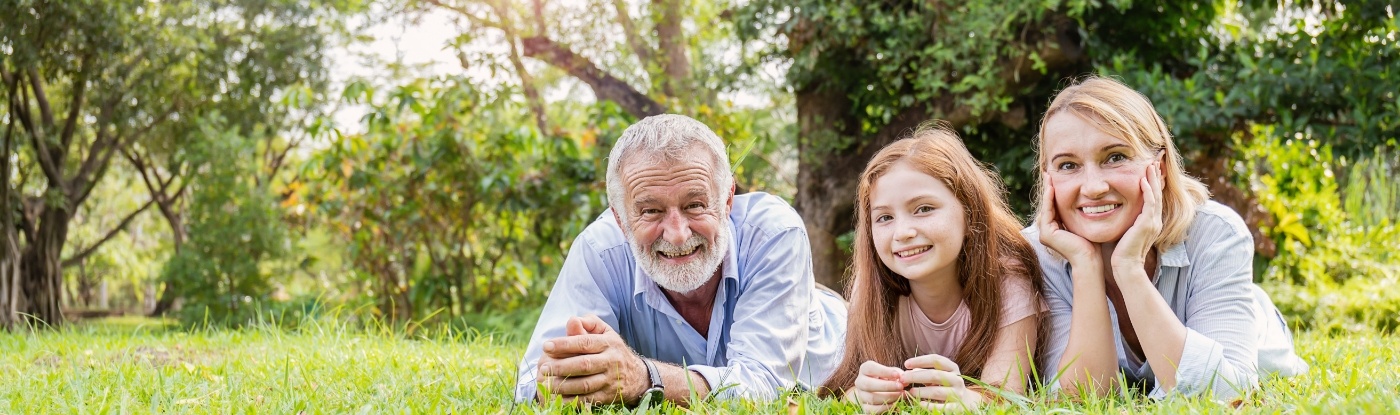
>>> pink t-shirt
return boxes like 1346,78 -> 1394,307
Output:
896,275 -> 1044,358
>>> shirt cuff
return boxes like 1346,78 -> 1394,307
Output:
1148,328 -> 1221,400
686,364 -> 741,400
514,365 -> 539,403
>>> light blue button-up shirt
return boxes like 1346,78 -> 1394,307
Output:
1027,200 -> 1308,401
514,192 -> 847,401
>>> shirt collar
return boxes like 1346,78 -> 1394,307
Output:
1159,238 -> 1190,268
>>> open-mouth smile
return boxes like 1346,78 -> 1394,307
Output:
895,246 -> 930,258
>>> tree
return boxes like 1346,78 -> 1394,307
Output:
0,0 -> 179,327
0,0 -> 353,327
125,0 -> 351,316
305,77 -> 601,322
158,118 -> 290,326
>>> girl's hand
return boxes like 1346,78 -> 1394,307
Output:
1037,175 -> 1098,265
1110,160 -> 1164,279
902,354 -> 982,412
850,360 -> 906,414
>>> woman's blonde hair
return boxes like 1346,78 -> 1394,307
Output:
820,121 -> 1044,396
1034,76 -> 1210,250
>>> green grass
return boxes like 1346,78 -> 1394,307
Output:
1,317 -> 1396,413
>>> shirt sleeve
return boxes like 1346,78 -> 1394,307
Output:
1148,216 -> 1260,401
998,262 -> 1046,328
686,226 -> 812,400
513,230 -> 623,402
1027,229 -> 1076,391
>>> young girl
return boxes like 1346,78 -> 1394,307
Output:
820,123 -> 1045,413
1030,76 -> 1308,400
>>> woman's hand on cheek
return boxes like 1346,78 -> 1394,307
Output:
1110,160 -> 1164,278
851,360 -> 906,414
902,354 -> 981,412
1037,175 -> 1097,265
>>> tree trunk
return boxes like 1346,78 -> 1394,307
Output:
148,212 -> 185,316
0,226 -> 21,330
0,119 -> 23,330
655,0 -> 691,98
21,205 -> 71,326
793,80 -> 860,292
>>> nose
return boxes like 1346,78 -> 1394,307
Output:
894,218 -> 916,241
1080,166 -> 1111,198
661,209 -> 692,246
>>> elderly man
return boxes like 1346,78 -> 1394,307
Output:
514,114 -> 847,406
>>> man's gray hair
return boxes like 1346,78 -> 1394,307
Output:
606,114 -> 733,225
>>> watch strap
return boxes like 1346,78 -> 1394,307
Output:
637,355 -> 665,408
642,357 -> 663,390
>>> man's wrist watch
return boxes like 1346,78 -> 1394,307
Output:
638,356 -> 664,406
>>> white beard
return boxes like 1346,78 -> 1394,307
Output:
630,223 -> 732,293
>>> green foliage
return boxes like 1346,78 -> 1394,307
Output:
1115,0 -> 1399,156
305,76 -> 603,323
1237,125 -> 1400,333
160,118 -> 290,327
737,0 -> 1106,152
2,318 -> 1398,412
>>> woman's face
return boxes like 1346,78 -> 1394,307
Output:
1041,112 -> 1159,243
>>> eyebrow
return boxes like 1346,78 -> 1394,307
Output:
1050,143 -> 1132,162
869,194 -> 939,212
633,188 -> 711,209
684,188 -> 709,200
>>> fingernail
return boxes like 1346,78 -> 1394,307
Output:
543,341 -> 554,352
539,364 -> 550,374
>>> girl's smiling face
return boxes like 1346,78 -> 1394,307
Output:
868,161 -> 965,283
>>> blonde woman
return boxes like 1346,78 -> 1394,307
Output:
1028,76 -> 1308,401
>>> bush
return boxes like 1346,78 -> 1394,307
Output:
1239,125 -> 1400,333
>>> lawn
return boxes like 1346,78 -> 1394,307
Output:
1,317 -> 1396,413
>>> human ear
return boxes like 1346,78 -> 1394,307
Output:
726,182 -> 735,211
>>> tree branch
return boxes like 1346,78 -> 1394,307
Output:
122,145 -> 169,202
611,0 -> 653,70
19,73 -> 64,188
265,120 -> 311,183
655,0 -> 690,97
530,0 -> 548,35
486,0 -> 549,134
25,67 -> 54,129
59,54 -> 90,152
520,36 -> 664,119
60,198 -> 156,268
73,104 -> 172,207
422,0 -> 506,31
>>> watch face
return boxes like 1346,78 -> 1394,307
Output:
640,387 -> 665,407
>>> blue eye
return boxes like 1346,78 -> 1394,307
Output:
915,205 -> 934,214
874,214 -> 892,223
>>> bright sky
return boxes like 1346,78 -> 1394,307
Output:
326,7 -> 466,134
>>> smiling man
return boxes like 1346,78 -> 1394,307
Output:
514,114 -> 847,407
